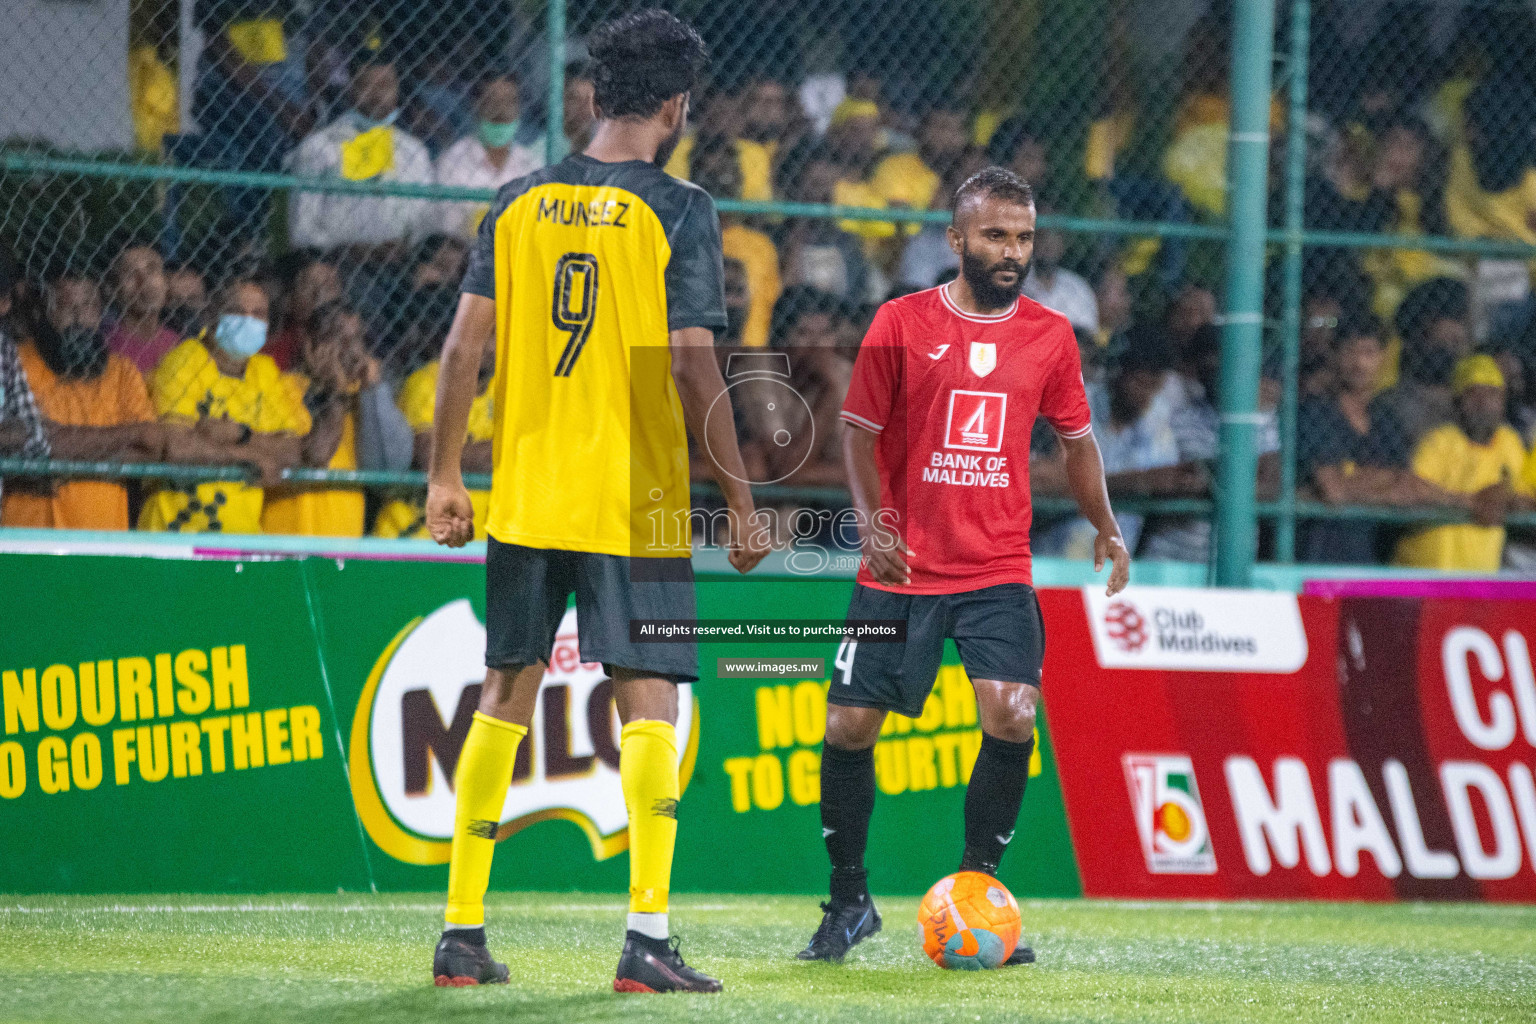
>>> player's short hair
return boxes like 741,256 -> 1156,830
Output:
587,9 -> 707,120
951,166 -> 1035,221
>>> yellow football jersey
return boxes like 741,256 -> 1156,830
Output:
140,337 -> 310,534
460,154 -> 727,557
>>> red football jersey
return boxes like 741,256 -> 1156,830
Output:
839,284 -> 1091,593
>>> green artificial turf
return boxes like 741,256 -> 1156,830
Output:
0,894 -> 1532,1023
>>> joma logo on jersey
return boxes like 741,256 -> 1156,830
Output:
536,196 -> 631,228
1123,753 -> 1217,875
943,390 -> 1008,452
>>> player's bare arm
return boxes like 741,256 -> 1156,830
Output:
670,326 -> 769,574
425,292 -> 496,548
842,423 -> 911,585
1058,430 -> 1130,595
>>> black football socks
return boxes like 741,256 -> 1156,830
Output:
819,741 -> 876,902
960,732 -> 1035,876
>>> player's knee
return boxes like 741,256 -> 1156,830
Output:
825,704 -> 882,750
479,665 -> 531,714
984,704 -> 1036,745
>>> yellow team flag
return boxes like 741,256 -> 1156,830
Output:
226,19 -> 287,65
341,126 -> 396,181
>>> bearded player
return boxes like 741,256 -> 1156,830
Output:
424,9 -> 767,994
799,167 -> 1130,963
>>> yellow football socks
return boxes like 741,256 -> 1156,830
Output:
444,712 -> 526,927
621,719 -> 679,936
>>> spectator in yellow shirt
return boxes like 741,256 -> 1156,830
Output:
1396,355 -> 1534,571
871,106 -> 969,216
1446,75 -> 1536,247
817,98 -> 905,251
692,140 -> 780,349
140,280 -> 311,534
663,90 -> 775,202
373,344 -> 495,539
261,301 -> 381,538
737,76 -> 798,161
1162,17 -> 1284,219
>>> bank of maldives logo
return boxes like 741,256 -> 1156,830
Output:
1123,753 -> 1217,874
350,599 -> 698,865
944,390 -> 1007,452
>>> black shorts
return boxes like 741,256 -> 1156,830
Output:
829,582 -> 1045,718
484,537 -> 698,682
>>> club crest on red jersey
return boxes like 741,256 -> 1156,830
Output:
944,390 -> 1008,452
969,341 -> 997,377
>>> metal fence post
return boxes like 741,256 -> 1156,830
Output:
547,0 -> 568,165
1275,0 -> 1310,564
1214,0 -> 1276,587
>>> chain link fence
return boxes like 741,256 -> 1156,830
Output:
1,0 -> 1535,569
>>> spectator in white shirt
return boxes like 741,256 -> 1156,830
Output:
435,72 -> 546,239
287,51 -> 434,264
1022,206 -> 1099,333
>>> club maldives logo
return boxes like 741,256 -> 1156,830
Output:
1123,753 -> 1217,874
349,599 -> 697,865
1083,586 -> 1308,673
1103,600 -> 1149,652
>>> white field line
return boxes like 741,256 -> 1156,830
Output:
1,902 -> 736,914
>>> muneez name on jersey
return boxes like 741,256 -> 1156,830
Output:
536,196 -> 631,227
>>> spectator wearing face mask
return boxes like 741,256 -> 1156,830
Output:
1,273 -> 163,529
140,279 -> 311,533
435,72 -> 545,239
104,245 -> 181,374
286,49 -> 434,264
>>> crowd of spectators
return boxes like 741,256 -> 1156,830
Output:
7,3 -> 1536,569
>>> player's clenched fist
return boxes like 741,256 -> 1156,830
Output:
727,509 -> 772,574
426,481 -> 475,548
